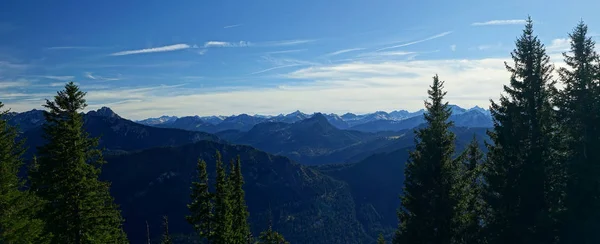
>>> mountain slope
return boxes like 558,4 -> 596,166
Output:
350,110 -> 493,132
21,108 -> 220,157
102,140 -> 370,244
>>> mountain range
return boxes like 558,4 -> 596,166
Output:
7,105 -> 493,243
136,105 -> 493,133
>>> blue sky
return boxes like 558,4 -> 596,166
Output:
0,0 -> 599,119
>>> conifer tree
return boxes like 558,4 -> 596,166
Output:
161,216 -> 172,244
0,102 -> 47,243
483,17 -> 562,244
213,151 -> 233,243
377,233 -> 386,244
458,137 -> 484,244
394,75 -> 463,243
29,82 -> 127,243
257,220 -> 288,244
555,21 -> 600,243
230,156 -> 251,244
187,159 -> 214,242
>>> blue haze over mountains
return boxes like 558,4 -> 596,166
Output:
6,104 -> 492,242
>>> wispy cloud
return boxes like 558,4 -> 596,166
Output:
325,48 -> 365,57
547,38 -> 570,53
266,49 -> 307,54
376,31 -> 452,52
450,45 -> 456,51
250,64 -> 302,75
203,41 -> 251,48
197,49 -> 208,55
38,75 -> 75,81
85,72 -> 121,81
358,51 -> 416,57
224,24 -> 242,29
471,19 -> 526,26
46,46 -> 98,50
476,43 -> 503,50
110,44 -> 191,56
258,39 -> 316,47
0,80 -> 28,89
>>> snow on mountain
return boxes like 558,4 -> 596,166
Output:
136,115 -> 178,126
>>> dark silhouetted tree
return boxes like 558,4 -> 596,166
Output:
187,159 -> 214,243
29,82 -> 127,243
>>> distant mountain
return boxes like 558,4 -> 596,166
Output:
102,140 -> 370,244
349,109 -> 493,132
6,109 -> 45,132
136,115 -> 178,126
21,107 -> 220,157
135,105 -> 487,133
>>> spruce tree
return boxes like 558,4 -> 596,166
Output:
555,21 -> 600,243
213,151 -> 233,244
377,233 -> 386,244
257,221 -> 288,244
458,137 -> 484,244
29,82 -> 127,243
0,102 -> 47,243
230,156 -> 251,244
161,216 -> 172,244
483,17 -> 562,244
394,75 -> 463,243
187,159 -> 214,242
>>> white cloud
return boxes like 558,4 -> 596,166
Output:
376,31 -> 452,52
85,72 -> 121,81
471,19 -> 527,26
203,41 -> 251,48
547,38 -> 570,53
197,49 -> 208,55
477,43 -> 503,50
325,48 -> 365,57
258,39 -> 315,46
0,80 -> 28,89
450,45 -> 456,51
224,24 -> 242,29
110,44 -> 191,56
266,49 -> 307,54
39,75 -> 74,81
250,64 -> 302,75
357,51 -> 416,57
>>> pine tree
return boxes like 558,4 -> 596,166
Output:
187,159 -> 214,242
161,216 -> 172,244
483,17 -> 562,244
458,137 -> 485,244
555,21 -> 600,243
377,233 -> 386,244
394,75 -> 463,243
257,220 -> 288,244
29,82 -> 128,243
0,102 -> 47,243
230,156 -> 251,244
213,151 -> 233,244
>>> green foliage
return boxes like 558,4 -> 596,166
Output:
258,222 -> 288,244
394,75 -> 464,243
0,102 -> 48,243
456,137 -> 485,243
230,156 -> 251,244
377,233 -> 386,244
29,82 -> 128,243
483,17 -> 563,244
213,151 -> 234,243
186,159 -> 214,242
555,21 -> 600,243
161,216 -> 172,244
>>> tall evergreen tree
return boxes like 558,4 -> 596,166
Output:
458,137 -> 485,244
483,17 -> 562,244
187,159 -> 214,243
161,216 -> 172,244
257,220 -> 288,244
213,151 -> 233,244
555,21 -> 600,243
29,82 -> 127,243
394,75 -> 463,244
377,233 -> 386,244
0,102 -> 47,243
230,156 -> 251,244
